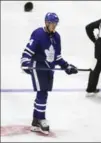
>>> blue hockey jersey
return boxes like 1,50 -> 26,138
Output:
21,27 -> 68,69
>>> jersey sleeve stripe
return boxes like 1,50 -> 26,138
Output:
25,47 -> 35,55
23,51 -> 32,57
21,58 -> 31,64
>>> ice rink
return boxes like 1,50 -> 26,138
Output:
1,90 -> 101,142
1,1 -> 101,142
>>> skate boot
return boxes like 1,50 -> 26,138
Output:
31,118 -> 50,134
94,89 -> 100,93
86,89 -> 100,97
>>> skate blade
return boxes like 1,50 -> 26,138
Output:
30,126 -> 49,135
39,129 -> 49,135
30,126 -> 40,132
86,93 -> 95,97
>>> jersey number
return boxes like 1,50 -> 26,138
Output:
28,39 -> 34,46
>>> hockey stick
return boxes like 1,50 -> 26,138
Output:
22,67 -> 92,72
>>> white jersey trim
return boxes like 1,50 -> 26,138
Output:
23,51 -> 32,57
25,47 -> 35,55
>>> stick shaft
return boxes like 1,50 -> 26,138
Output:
22,67 -> 92,71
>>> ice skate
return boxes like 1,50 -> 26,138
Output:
31,118 -> 50,135
94,89 -> 100,93
86,89 -> 100,97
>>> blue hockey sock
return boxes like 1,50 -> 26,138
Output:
33,91 -> 48,119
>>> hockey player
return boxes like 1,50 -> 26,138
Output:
21,12 -> 78,134
85,19 -> 101,96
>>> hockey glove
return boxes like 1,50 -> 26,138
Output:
65,64 -> 78,75
21,61 -> 32,74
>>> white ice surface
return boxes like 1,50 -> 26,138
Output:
1,91 -> 101,142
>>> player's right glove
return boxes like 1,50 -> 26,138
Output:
65,64 -> 78,75
21,60 -> 32,74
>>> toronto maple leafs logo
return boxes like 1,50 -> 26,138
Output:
45,45 -> 55,62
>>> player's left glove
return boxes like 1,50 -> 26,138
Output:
65,64 -> 78,75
